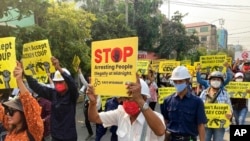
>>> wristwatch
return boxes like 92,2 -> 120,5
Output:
141,102 -> 149,111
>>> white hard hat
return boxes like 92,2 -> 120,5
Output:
52,68 -> 71,81
140,78 -> 151,98
170,66 -> 191,80
235,72 -> 244,78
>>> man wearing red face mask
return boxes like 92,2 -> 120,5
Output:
24,56 -> 79,141
87,77 -> 166,141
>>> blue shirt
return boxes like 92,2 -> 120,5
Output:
161,92 -> 207,136
196,68 -> 233,89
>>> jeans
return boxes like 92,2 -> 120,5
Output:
233,107 -> 248,125
205,127 -> 225,141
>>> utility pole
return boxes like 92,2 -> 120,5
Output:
125,0 -> 128,25
168,0 -> 170,19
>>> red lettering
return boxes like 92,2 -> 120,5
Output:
123,46 -> 133,62
103,48 -> 111,63
94,49 -> 102,63
94,46 -> 133,63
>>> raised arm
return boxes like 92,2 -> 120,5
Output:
128,77 -> 165,136
14,61 -> 44,141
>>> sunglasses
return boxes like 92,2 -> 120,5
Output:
5,108 -> 19,116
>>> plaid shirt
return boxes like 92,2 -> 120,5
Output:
200,88 -> 233,111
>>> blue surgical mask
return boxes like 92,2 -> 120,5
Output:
174,83 -> 187,93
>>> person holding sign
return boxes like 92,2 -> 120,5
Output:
87,77 -> 166,141
231,72 -> 249,125
199,71 -> 233,141
0,61 -> 44,141
161,66 -> 207,141
196,62 -> 233,89
24,56 -> 79,141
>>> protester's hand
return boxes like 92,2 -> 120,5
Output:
235,58 -> 240,65
225,113 -> 232,120
13,61 -> 23,80
196,64 -> 201,72
126,75 -> 143,103
224,61 -> 229,68
78,67 -> 82,74
51,56 -> 61,70
86,85 -> 97,104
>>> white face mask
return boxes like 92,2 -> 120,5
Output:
235,78 -> 243,82
210,80 -> 221,88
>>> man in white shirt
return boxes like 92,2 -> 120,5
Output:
87,77 -> 165,141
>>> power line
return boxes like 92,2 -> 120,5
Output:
170,0 -> 250,14
229,31 -> 250,35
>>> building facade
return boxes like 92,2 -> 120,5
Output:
185,22 -> 217,50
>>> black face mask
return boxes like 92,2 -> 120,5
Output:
244,72 -> 250,82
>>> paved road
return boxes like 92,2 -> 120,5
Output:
76,97 -> 250,141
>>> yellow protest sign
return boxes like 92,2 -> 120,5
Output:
204,103 -> 231,128
193,62 -> 200,70
137,60 -> 150,75
72,55 -> 81,72
199,55 -> 227,73
158,87 -> 176,104
181,60 -> 191,66
225,82 -> 250,98
91,37 -> 138,96
0,37 -> 17,89
192,77 -> 197,87
150,59 -> 166,72
227,57 -> 232,65
22,40 -> 55,83
186,65 -> 195,77
101,95 -> 112,110
159,61 -> 180,73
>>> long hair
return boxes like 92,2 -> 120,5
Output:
9,111 -> 28,134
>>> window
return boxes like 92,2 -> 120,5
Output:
200,26 -> 208,32
201,36 -> 207,42
187,28 -> 195,33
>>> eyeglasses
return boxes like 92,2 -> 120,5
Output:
5,108 -> 18,116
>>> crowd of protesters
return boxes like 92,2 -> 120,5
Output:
0,57 -> 250,141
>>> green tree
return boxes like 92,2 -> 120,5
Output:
43,2 -> 96,73
131,0 -> 163,51
157,11 -> 199,60
81,0 -> 135,42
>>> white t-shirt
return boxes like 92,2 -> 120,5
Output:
99,105 -> 165,141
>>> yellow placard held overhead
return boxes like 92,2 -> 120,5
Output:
137,60 -> 150,75
225,82 -> 250,98
22,40 -> 55,83
180,60 -> 191,66
199,55 -> 227,73
72,55 -> 81,72
150,59 -> 166,72
159,61 -> 180,73
204,103 -> 231,128
158,87 -> 176,104
0,37 -> 17,89
91,37 -> 138,96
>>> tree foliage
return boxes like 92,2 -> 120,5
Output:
157,11 -> 199,60
43,2 -> 96,73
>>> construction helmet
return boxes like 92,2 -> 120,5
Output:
52,68 -> 71,81
208,71 -> 224,82
170,66 -> 191,80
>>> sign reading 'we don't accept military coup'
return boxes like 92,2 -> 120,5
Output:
91,37 -> 138,96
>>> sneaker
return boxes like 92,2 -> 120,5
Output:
85,134 -> 93,141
